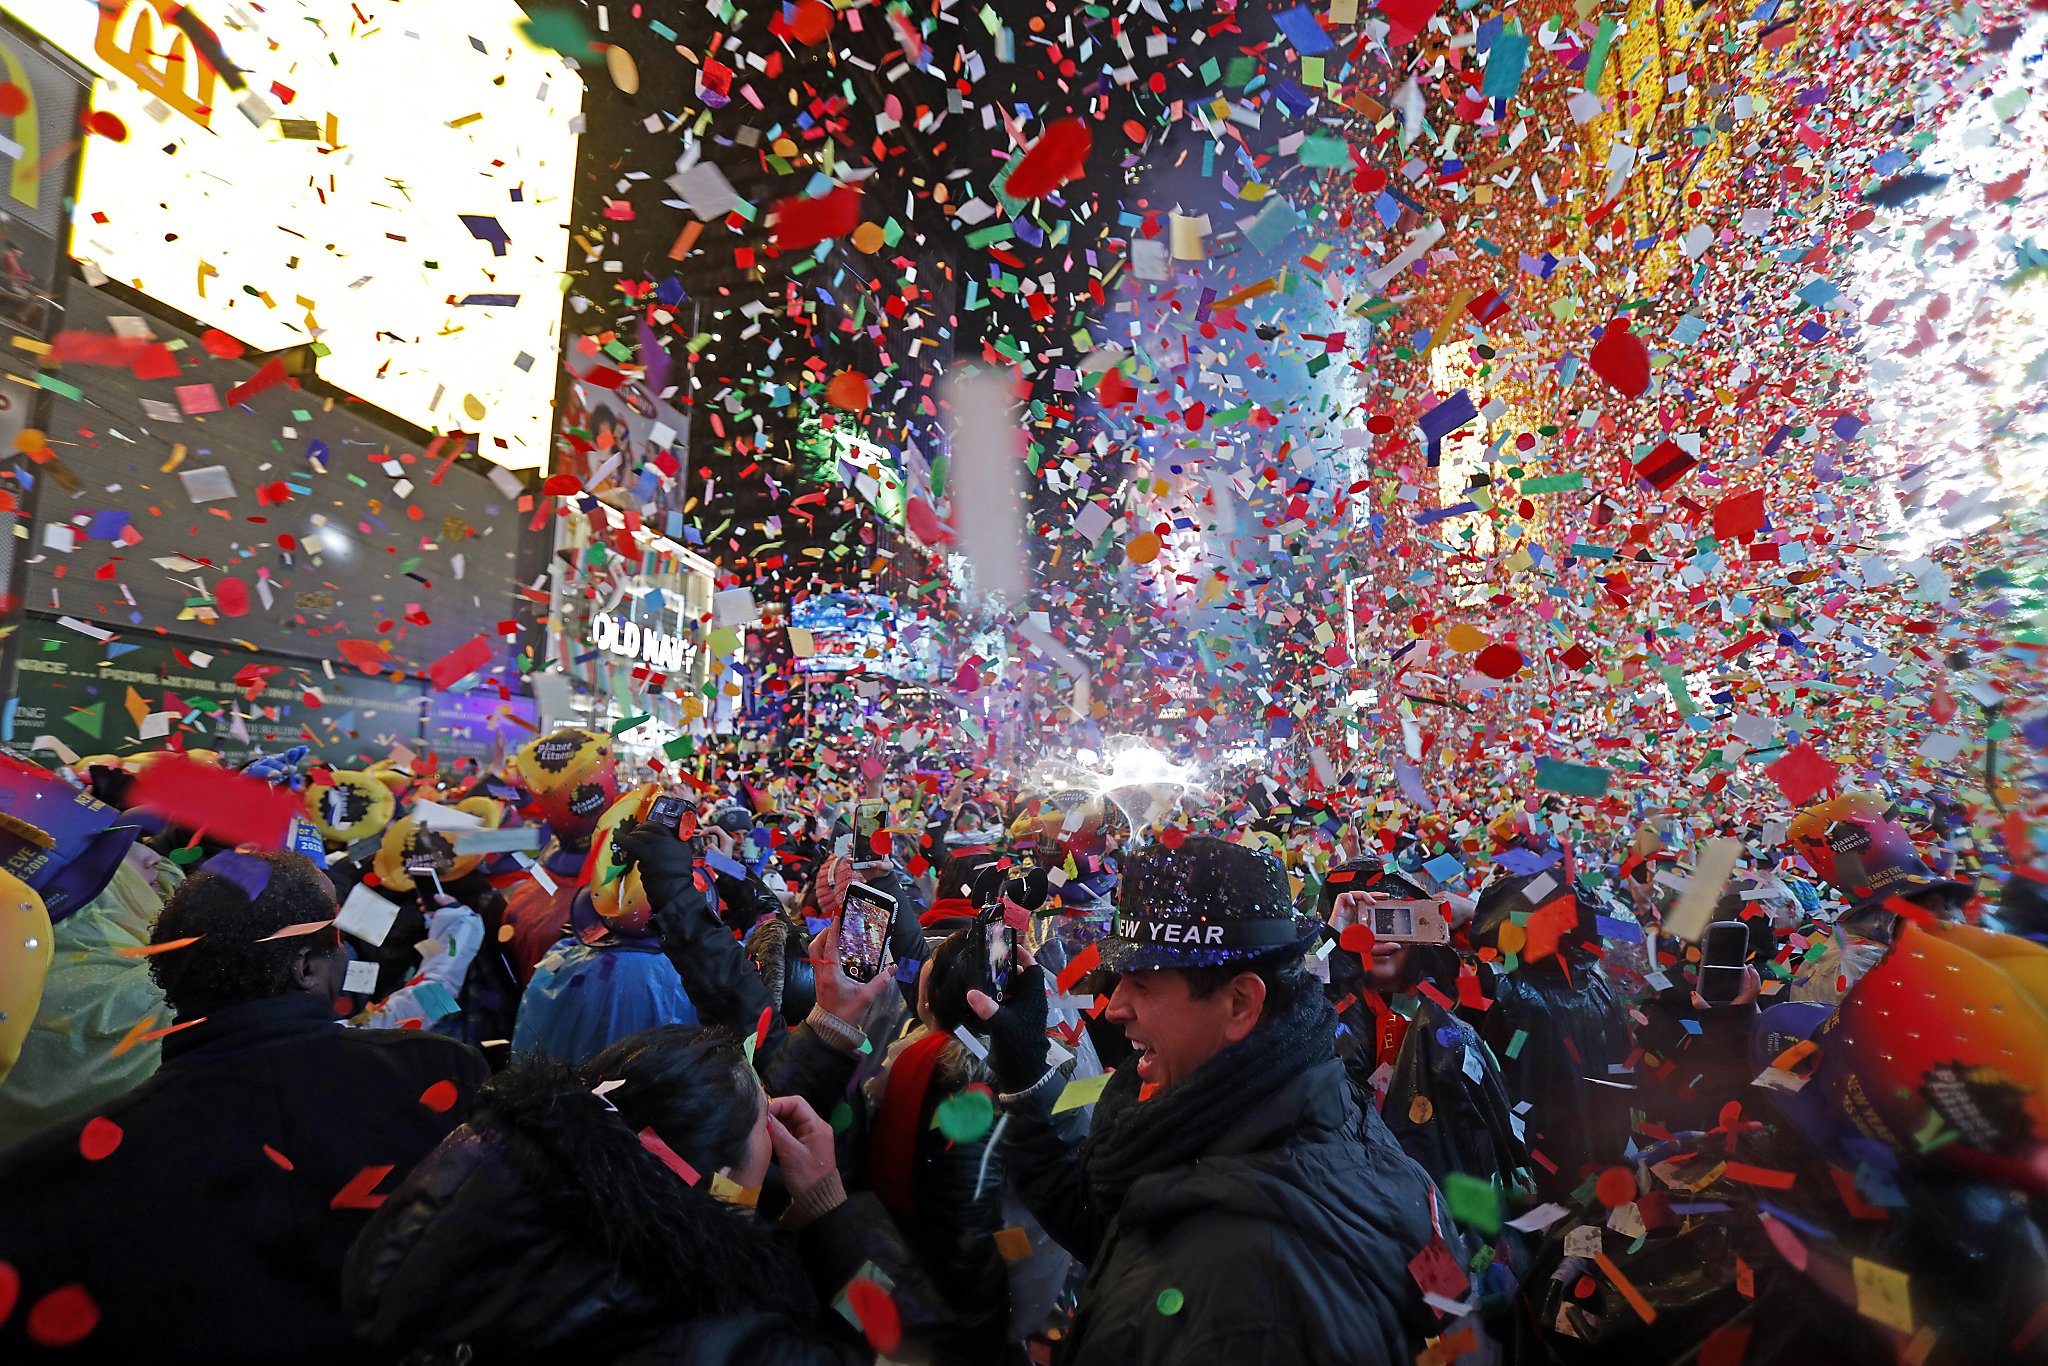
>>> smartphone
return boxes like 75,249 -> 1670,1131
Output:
838,881 -> 896,983
1367,899 -> 1451,945
1699,920 -> 1751,1004
985,919 -> 1016,996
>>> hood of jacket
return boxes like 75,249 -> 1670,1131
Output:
343,1059 -> 813,1364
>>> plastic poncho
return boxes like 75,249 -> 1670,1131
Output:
0,851 -> 181,1153
509,936 -> 697,1065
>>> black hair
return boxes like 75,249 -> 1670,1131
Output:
1179,949 -> 1313,1021
148,850 -> 340,1017
1315,856 -> 1426,918
934,847 -> 999,901
924,928 -> 981,1034
585,1026 -> 762,1178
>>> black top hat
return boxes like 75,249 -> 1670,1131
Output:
1097,834 -> 1320,974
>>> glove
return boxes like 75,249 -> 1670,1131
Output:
969,963 -> 1054,1095
612,821 -> 712,936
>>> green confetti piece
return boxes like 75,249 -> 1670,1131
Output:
933,1088 -> 996,1144
1506,1029 -> 1529,1059
1583,18 -> 1615,90
1444,1171 -> 1503,1236
517,11 -> 600,61
1534,758 -> 1611,797
1156,1288 -> 1185,1316
612,713 -> 651,736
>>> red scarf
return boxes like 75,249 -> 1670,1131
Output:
864,1031 -> 952,1221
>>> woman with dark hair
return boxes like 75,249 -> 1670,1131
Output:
1317,858 -> 1529,1196
344,1024 -> 961,1366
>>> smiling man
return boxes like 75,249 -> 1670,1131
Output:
969,834 -> 1462,1366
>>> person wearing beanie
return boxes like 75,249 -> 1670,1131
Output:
967,834 -> 1464,1366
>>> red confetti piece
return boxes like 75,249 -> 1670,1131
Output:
825,370 -> 870,411
1593,1166 -> 1636,1207
200,328 -> 245,359
329,1164 -> 396,1210
773,183 -> 861,251
0,1258 -> 18,1326
844,1277 -> 902,1355
637,1126 -> 701,1185
337,638 -> 388,674
1006,118 -> 1093,199
1055,940 -> 1102,994
1721,1162 -> 1797,1190
904,495 -> 954,548
1473,643 -> 1524,679
85,109 -> 126,141
418,1080 -> 459,1113
0,84 -> 25,118
131,754 -> 303,849
213,576 -> 250,618
77,1116 -> 122,1162
1380,0 -> 1442,44
427,634 -> 495,692
263,1145 -> 294,1171
1711,488 -> 1768,543
790,0 -> 835,45
1337,922 -> 1375,956
1588,321 -> 1650,397
224,356 -> 289,408
26,1284 -> 99,1347
1097,368 -> 1138,407
1765,743 -> 1841,806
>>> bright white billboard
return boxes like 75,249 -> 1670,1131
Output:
5,0 -> 582,469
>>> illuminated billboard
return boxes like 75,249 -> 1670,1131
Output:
6,0 -> 582,469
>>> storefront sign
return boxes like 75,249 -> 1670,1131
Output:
590,611 -> 694,675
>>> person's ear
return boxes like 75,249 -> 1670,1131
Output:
291,945 -> 328,992
1222,971 -> 1267,1043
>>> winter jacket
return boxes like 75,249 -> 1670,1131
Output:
1331,967 -> 1528,1195
1003,1056 -> 1455,1366
0,993 -> 485,1365
1465,952 -> 1631,1199
343,1059 -> 960,1366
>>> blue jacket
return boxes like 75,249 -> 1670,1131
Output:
511,937 -> 697,1064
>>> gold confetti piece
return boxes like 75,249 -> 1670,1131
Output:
161,443 -> 188,473
606,45 -> 640,94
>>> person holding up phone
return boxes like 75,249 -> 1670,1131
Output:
1319,860 -> 1530,1205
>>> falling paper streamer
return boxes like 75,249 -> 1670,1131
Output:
1665,838 -> 1744,944
944,372 -> 1028,606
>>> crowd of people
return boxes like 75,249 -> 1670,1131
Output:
0,727 -> 2042,1364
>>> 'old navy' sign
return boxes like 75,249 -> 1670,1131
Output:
590,612 -> 693,674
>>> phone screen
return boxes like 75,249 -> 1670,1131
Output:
1371,904 -> 1415,938
1368,899 -> 1451,945
1699,920 -> 1750,1004
838,882 -> 895,983
985,921 -> 1015,996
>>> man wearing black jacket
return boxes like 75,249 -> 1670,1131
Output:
967,835 -> 1463,1366
0,849 -> 486,1365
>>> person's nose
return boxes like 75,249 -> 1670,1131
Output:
1105,978 -> 1136,1024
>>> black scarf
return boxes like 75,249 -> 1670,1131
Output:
1078,982 -> 1336,1216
